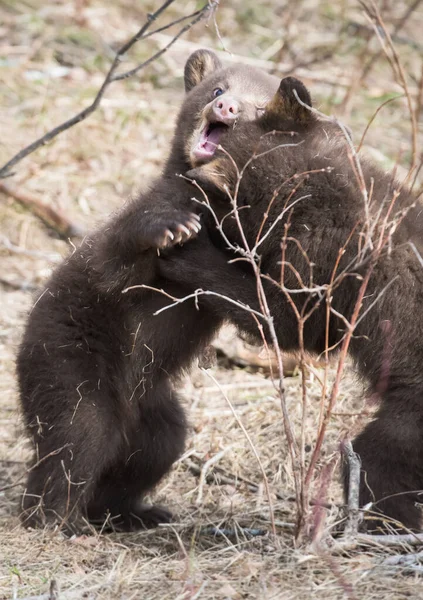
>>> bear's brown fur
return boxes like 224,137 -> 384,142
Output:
159,76 -> 423,532
16,50 -> 278,534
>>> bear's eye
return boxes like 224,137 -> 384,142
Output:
213,87 -> 224,98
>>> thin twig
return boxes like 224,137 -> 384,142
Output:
362,0 -> 419,171
196,445 -> 235,505
0,1 -> 215,179
358,0 -> 422,83
0,444 -> 71,493
357,94 -> 403,153
184,457 -> 260,493
111,6 -> 214,82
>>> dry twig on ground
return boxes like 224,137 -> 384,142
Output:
0,181 -> 84,239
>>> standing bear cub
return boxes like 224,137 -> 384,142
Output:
160,76 -> 423,532
16,50 -> 279,535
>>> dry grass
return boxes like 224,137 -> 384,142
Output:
1,0 -> 423,598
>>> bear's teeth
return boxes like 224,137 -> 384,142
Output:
193,122 -> 229,160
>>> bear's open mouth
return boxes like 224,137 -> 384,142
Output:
193,121 -> 229,161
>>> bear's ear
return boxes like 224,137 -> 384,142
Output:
265,76 -> 313,123
186,160 -> 233,198
184,49 -> 222,93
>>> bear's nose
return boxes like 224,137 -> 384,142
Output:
212,96 -> 239,123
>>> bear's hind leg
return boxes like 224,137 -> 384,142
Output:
21,392 -> 123,535
87,381 -> 187,531
344,399 -> 423,532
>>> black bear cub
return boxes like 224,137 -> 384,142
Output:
159,76 -> 423,532
16,50 -> 279,535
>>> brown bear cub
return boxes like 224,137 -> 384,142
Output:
16,50 -> 279,535
159,77 -> 423,532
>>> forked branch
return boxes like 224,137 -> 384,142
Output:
0,0 -> 216,180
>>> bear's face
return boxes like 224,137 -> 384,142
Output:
185,75 -> 317,192
183,76 -> 322,244
185,76 -> 352,250
176,50 -> 279,167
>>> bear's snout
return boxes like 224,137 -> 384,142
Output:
212,95 -> 239,124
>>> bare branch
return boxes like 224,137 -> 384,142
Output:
111,6 -> 213,82
380,550 -> 423,573
336,531 -> 423,550
342,441 -> 362,539
357,94 -> 404,153
352,0 -> 422,89
122,283 -> 265,320
0,0 -> 215,179
361,0 -> 419,171
0,181 -> 85,238
0,234 -> 61,262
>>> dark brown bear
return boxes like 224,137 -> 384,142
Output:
16,50 -> 279,535
158,76 -> 423,532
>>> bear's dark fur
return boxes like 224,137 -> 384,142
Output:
16,50 -> 279,534
159,77 -> 423,532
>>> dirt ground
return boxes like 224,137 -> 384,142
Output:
1,1 -> 423,598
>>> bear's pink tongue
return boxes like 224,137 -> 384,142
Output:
194,123 -> 228,160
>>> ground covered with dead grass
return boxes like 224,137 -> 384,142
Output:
1,0 -> 423,598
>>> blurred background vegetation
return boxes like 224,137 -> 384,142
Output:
0,1 -> 422,599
